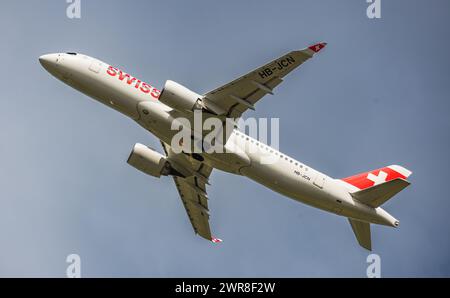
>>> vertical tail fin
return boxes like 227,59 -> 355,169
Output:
341,165 -> 412,192
339,165 -> 412,208
343,165 -> 412,250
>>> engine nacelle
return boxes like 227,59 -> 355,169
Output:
159,80 -> 202,111
127,143 -> 171,178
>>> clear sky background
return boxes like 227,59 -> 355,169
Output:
0,0 -> 449,277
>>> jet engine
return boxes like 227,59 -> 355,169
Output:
159,80 -> 203,112
127,143 -> 174,178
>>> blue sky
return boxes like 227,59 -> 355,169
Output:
0,0 -> 449,277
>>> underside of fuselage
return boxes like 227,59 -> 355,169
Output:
40,49 -> 410,251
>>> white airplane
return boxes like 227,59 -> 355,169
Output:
39,43 -> 411,250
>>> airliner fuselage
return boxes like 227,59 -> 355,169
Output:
40,48 -> 411,250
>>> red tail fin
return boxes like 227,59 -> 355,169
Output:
341,165 -> 412,191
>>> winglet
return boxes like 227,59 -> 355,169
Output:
308,42 -> 327,53
211,238 -> 223,243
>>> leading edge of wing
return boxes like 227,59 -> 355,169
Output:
202,42 -> 327,118
161,142 -> 222,244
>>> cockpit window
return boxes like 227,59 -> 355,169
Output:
66,52 -> 77,55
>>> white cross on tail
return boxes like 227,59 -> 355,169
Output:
367,171 -> 388,186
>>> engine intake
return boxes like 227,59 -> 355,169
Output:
159,80 -> 202,111
127,143 -> 172,178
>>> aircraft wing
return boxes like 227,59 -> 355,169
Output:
202,42 -> 327,118
161,142 -> 221,242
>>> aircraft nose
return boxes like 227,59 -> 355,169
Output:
39,54 -> 58,72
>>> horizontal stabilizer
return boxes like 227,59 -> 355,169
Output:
348,218 -> 371,251
351,178 -> 410,208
